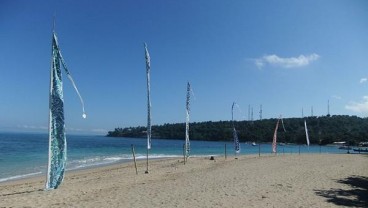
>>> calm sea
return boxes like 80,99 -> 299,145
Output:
0,132 -> 348,183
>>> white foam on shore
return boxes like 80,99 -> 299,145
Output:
0,155 -> 184,183
0,171 -> 43,183
66,154 -> 182,171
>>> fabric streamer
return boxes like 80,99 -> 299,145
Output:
185,82 -> 191,157
46,32 -> 86,190
144,43 -> 152,150
281,117 -> 286,132
272,118 -> 280,153
304,120 -> 310,146
59,49 -> 86,118
232,102 -> 241,154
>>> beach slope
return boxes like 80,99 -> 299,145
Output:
1,154 -> 367,207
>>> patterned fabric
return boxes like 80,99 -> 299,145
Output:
185,82 -> 191,157
46,33 -> 66,190
304,120 -> 310,146
232,102 -> 240,154
144,43 -> 151,150
46,32 -> 86,189
233,127 -> 240,154
272,119 -> 280,153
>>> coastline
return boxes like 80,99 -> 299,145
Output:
0,132 -> 353,184
1,154 -> 367,207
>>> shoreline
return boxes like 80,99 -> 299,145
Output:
0,150 -> 362,185
0,155 -> 182,185
1,154 -> 367,207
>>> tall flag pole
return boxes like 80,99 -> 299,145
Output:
185,82 -> 191,160
46,30 -> 86,190
144,43 -> 151,174
232,102 -> 240,155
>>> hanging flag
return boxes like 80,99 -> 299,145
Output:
46,32 -> 86,190
232,102 -> 240,154
185,82 -> 191,157
144,43 -> 152,150
233,127 -> 240,153
304,120 -> 310,146
281,117 -> 286,132
272,118 -> 280,153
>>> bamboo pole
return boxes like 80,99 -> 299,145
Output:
225,144 -> 227,160
131,145 -> 138,175
183,144 -> 186,165
258,143 -> 261,157
145,148 -> 149,174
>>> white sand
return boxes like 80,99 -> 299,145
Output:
1,154 -> 367,207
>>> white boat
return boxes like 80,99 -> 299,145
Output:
338,145 -> 351,150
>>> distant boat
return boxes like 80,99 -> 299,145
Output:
353,148 -> 368,153
359,142 -> 368,147
252,142 -> 257,146
333,141 -> 346,145
338,145 -> 351,150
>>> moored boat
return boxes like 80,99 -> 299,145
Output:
338,145 -> 351,150
353,148 -> 368,153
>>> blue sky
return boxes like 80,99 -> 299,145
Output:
0,0 -> 368,135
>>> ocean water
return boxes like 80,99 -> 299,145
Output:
0,132 -> 349,183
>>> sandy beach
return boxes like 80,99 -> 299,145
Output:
1,154 -> 367,208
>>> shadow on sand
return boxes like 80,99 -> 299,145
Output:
315,175 -> 368,207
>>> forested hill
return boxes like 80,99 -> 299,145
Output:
107,115 -> 368,145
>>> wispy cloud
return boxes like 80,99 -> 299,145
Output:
66,127 -> 83,132
360,78 -> 367,84
255,53 -> 320,69
345,96 -> 368,113
18,125 -> 48,130
332,95 -> 342,100
91,128 -> 108,134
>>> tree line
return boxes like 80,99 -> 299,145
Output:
107,115 -> 368,145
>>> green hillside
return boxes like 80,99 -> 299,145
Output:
107,115 -> 368,145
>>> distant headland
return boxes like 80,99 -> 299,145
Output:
107,115 -> 368,145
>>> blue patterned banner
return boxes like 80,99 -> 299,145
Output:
145,43 -> 152,150
185,82 -> 191,157
46,33 -> 67,189
46,32 -> 86,190
232,102 -> 240,154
